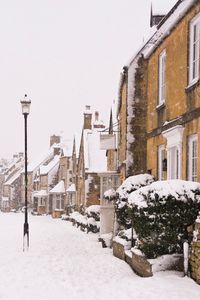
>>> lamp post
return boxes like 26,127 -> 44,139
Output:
20,94 -> 31,251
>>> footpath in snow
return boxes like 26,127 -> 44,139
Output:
0,213 -> 200,300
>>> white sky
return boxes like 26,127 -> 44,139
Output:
0,0 -> 177,160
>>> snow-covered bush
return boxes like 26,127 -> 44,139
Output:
128,180 -> 200,258
104,188 -> 117,201
115,174 -> 154,228
69,211 -> 88,231
99,233 -> 113,248
85,205 -> 100,233
113,228 -> 138,250
85,205 -> 100,221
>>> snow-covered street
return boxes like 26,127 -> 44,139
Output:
0,213 -> 200,300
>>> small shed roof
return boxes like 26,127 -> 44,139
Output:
66,183 -> 76,193
33,190 -> 48,197
49,180 -> 65,194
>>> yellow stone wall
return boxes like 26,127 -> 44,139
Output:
147,2 -> 200,180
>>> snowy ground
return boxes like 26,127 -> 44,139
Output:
0,213 -> 200,300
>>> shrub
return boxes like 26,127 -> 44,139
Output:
85,205 -> 100,221
115,174 -> 154,228
128,180 -> 200,258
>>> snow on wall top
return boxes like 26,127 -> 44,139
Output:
83,128 -> 107,173
128,179 -> 200,208
49,180 -> 65,194
40,155 -> 60,175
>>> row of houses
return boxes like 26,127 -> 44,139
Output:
0,107 -> 110,217
1,0 -> 200,224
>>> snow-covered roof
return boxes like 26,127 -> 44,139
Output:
49,180 -> 65,194
4,168 -> 23,186
83,128 -> 107,173
143,0 -> 197,58
27,147 -> 54,173
40,155 -> 60,175
33,190 -> 48,197
62,146 -> 72,157
2,196 -> 9,201
151,0 -> 177,16
66,184 -> 76,192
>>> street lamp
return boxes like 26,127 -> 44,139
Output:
21,94 -> 31,251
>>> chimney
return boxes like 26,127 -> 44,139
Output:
95,111 -> 99,122
150,4 -> 165,27
50,135 -> 61,147
83,105 -> 92,130
93,111 -> 105,129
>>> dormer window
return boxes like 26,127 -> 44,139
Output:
189,13 -> 200,85
158,50 -> 166,105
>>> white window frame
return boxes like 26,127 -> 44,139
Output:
168,146 -> 180,179
55,194 -> 64,210
188,134 -> 198,181
158,50 -> 166,105
158,145 -> 166,180
189,13 -> 200,85
162,125 -> 184,180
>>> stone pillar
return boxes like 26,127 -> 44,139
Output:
190,213 -> 200,284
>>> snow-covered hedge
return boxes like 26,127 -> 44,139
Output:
104,188 -> 117,201
113,228 -> 138,250
85,205 -> 100,221
85,205 -> 100,233
128,180 -> 200,258
67,206 -> 100,233
115,174 -> 154,228
69,211 -> 88,231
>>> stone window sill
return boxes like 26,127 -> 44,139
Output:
185,79 -> 200,93
156,102 -> 166,111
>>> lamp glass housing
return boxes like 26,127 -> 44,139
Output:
21,96 -> 31,115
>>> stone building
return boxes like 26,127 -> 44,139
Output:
76,106 -> 107,210
21,135 -> 61,209
145,0 -> 200,181
0,153 -> 24,211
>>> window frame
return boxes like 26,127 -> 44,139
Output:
189,13 -> 200,85
188,134 -> 198,181
158,144 -> 166,180
158,49 -> 166,105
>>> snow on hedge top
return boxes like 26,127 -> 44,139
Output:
117,174 -> 154,199
85,205 -> 100,214
104,188 -> 117,200
128,180 -> 200,208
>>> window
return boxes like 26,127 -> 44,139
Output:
158,50 -> 166,105
189,14 -> 200,84
55,195 -> 64,210
158,145 -> 167,180
188,134 -> 198,181
162,125 -> 184,180
168,146 -> 180,179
